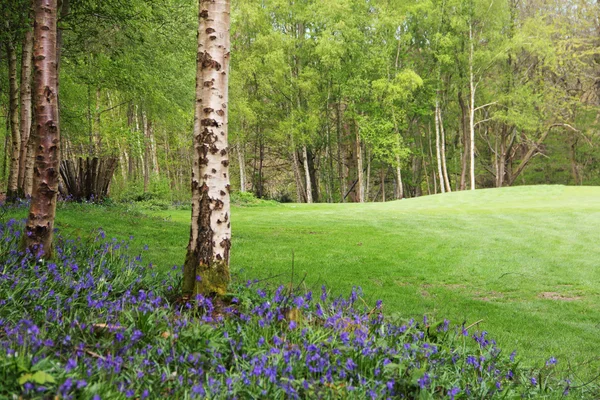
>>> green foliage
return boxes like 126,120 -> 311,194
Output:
113,177 -> 174,203
230,191 -> 279,207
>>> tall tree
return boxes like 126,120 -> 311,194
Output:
5,37 -> 20,200
18,20 -> 34,196
183,0 -> 232,297
24,0 -> 60,257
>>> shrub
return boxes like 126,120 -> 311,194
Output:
0,219 -> 596,399
230,191 -> 278,207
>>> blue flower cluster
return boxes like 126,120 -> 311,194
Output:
0,218 -> 589,398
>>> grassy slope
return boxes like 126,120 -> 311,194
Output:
19,185 -> 599,371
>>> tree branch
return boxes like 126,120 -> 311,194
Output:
474,101 -> 498,112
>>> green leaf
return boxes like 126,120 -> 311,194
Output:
18,374 -> 33,385
16,357 -> 29,373
31,371 -> 56,384
19,371 -> 55,385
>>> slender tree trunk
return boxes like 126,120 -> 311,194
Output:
127,104 -> 135,179
302,145 -> 313,203
395,156 -> 403,199
427,123 -> 437,194
458,91 -> 468,190
134,106 -> 145,182
469,23 -> 476,190
325,83 -> 334,203
437,104 -> 451,192
434,99 -> 445,194
184,0 -> 232,297
18,28 -> 34,195
365,146 -> 371,202
142,111 -> 150,192
237,141 -> 246,192
164,131 -> 173,188
23,119 -> 36,197
380,167 -> 386,202
119,144 -> 128,179
569,135 -> 580,185
496,127 -> 507,187
25,0 -> 60,257
257,135 -> 264,198
307,148 -> 319,202
6,40 -> 21,200
94,87 -> 102,151
336,102 -> 346,202
290,135 -> 305,202
149,121 -> 159,177
3,132 -> 8,183
355,127 -> 364,202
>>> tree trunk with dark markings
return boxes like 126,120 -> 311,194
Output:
25,0 -> 60,257
19,27 -> 34,196
183,0 -> 231,297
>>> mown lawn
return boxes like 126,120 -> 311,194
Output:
7,185 -> 599,375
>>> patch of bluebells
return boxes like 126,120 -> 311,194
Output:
0,219 -> 595,399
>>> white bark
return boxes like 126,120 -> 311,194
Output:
437,102 -> 452,192
355,128 -> 364,202
302,145 -> 313,203
237,142 -> 246,192
365,146 -> 371,202
184,0 -> 231,296
469,22 -> 476,190
434,99 -> 445,194
395,156 -> 404,200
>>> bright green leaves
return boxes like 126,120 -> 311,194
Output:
19,371 -> 56,386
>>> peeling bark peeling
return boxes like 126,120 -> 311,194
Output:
24,0 -> 60,257
184,0 -> 231,297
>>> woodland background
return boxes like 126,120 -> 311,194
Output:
1,0 -> 599,203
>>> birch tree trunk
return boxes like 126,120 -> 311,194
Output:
237,141 -> 246,192
302,145 -> 313,203
427,123 -> 438,194
434,99 -> 445,194
19,28 -> 34,195
183,0 -> 231,297
25,0 -> 60,257
6,40 -> 21,200
355,127 -> 364,203
336,102 -> 347,202
437,103 -> 452,192
458,91 -> 468,190
23,122 -> 35,197
469,22 -> 476,190
142,111 -> 150,192
380,167 -> 386,202
365,146 -> 371,202
290,135 -> 305,202
149,121 -> 159,177
395,155 -> 403,200
119,145 -> 128,179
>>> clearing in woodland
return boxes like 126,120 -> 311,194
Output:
45,185 -> 600,371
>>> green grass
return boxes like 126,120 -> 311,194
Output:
6,185 -> 600,375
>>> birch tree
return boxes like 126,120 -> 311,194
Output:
24,0 -> 60,257
183,0 -> 232,297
